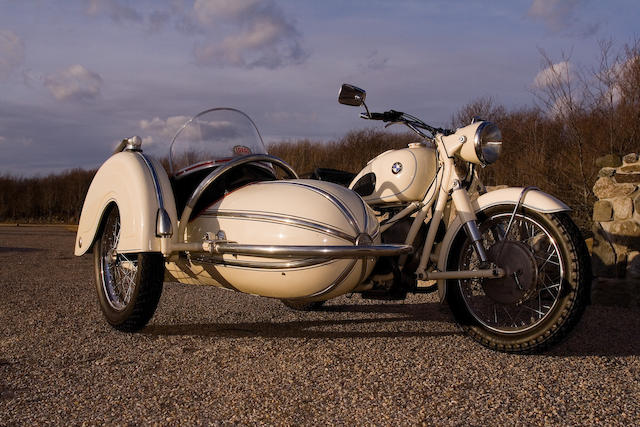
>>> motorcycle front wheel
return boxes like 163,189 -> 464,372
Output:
93,205 -> 164,332
446,205 -> 590,353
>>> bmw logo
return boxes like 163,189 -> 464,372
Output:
391,162 -> 403,174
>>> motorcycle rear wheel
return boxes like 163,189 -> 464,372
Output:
446,205 -> 590,353
93,205 -> 164,332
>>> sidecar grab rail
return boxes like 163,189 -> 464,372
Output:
209,242 -> 413,258
178,154 -> 298,243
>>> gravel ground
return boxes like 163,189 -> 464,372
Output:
1,225 -> 639,425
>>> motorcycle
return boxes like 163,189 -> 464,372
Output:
74,84 -> 590,353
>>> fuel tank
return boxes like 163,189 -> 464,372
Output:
349,144 -> 437,205
165,179 -> 380,300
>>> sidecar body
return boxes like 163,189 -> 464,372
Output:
75,108 -> 410,301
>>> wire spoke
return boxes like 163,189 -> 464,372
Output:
100,209 -> 139,310
458,212 -> 564,334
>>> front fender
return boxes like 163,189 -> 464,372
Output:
74,151 -> 178,256
436,187 -> 570,302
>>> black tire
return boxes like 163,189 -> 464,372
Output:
280,299 -> 326,311
93,205 -> 164,332
446,205 -> 590,353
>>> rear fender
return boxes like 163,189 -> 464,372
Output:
436,187 -> 570,302
74,151 -> 178,256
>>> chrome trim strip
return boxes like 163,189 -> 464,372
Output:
359,195 -> 369,235
271,181 -> 361,235
137,152 -> 173,237
211,242 -> 412,258
191,255 -> 332,269
137,153 -> 164,210
202,210 -> 356,243
298,259 -> 357,299
178,154 -> 298,242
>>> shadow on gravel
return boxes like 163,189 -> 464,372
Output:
143,303 -> 461,339
547,306 -> 640,357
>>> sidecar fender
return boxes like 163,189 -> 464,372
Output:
436,187 -> 570,302
74,151 -> 178,256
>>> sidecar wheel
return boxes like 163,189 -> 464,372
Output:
446,205 -> 590,353
280,299 -> 325,311
93,205 -> 164,332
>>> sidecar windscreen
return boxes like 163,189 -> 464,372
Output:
168,108 -> 276,217
169,108 -> 268,177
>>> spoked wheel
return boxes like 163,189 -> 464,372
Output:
93,205 -> 164,332
446,205 -> 590,353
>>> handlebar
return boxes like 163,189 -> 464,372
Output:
361,110 -> 454,137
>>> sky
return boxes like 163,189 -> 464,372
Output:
0,0 -> 638,176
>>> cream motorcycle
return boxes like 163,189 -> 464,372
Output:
74,85 -> 590,353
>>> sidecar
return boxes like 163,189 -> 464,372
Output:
74,108 -> 410,329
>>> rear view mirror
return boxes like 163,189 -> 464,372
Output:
338,84 -> 366,106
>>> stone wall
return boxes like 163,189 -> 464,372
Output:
591,153 -> 640,307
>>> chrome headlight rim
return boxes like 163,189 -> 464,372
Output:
474,121 -> 502,166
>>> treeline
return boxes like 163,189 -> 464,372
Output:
0,169 -> 95,223
1,41 -> 638,232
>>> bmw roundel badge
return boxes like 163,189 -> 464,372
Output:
391,162 -> 403,174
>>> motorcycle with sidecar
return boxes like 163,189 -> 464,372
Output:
74,84 -> 590,353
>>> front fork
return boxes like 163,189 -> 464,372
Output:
451,181 -> 489,264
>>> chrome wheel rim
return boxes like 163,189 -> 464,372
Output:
457,213 -> 564,334
100,209 -> 138,311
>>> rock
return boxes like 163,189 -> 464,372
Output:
614,173 -> 640,183
620,164 -> 640,173
612,198 -> 633,220
595,154 -> 622,168
593,200 -> 613,222
591,223 -> 617,277
601,220 -> 640,249
593,177 -> 636,199
623,153 -> 638,164
598,167 -> 616,177
584,237 -> 593,253
627,251 -> 640,279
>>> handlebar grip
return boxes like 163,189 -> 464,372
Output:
369,110 -> 404,122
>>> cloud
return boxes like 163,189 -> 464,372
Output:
191,0 -> 307,69
44,65 -> 103,101
0,29 -> 25,79
527,0 -> 599,36
139,114 -> 241,145
82,0 -> 306,69
362,50 -> 389,71
0,136 -> 6,144
139,115 -> 191,141
597,55 -> 640,106
532,61 -> 574,88
85,0 -> 142,23
147,10 -> 171,33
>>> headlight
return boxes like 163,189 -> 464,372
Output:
474,122 -> 502,165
